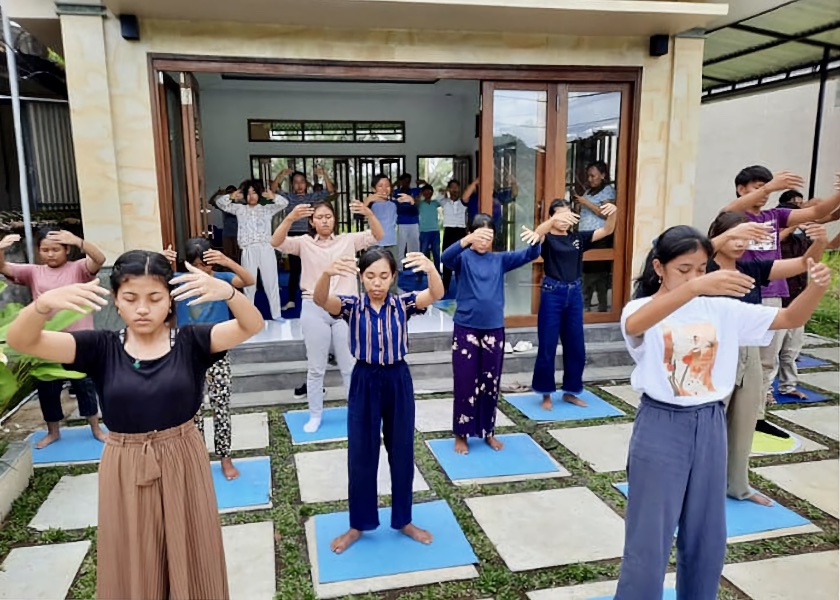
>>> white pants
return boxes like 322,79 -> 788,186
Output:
300,300 -> 355,418
758,296 -> 785,417
241,243 -> 281,319
397,224 -> 419,270
778,325 -> 804,394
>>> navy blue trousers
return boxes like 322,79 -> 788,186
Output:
615,396 -> 727,600
37,377 -> 99,423
347,360 -> 415,531
531,277 -> 585,395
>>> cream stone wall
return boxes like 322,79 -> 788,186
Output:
62,15 -> 703,280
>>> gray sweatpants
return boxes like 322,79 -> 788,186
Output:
615,396 -> 727,600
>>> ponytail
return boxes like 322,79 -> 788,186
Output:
632,225 -> 713,299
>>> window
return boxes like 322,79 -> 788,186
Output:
248,120 -> 406,143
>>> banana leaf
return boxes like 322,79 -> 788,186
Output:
29,364 -> 86,381
0,307 -> 88,342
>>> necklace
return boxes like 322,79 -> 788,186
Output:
132,359 -> 141,369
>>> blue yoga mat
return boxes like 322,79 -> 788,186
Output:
772,380 -> 829,404
314,499 -> 477,583
427,433 -> 561,481
591,590 -> 676,600
796,355 -> 830,369
614,483 -> 811,538
505,389 -> 624,422
213,456 -> 272,512
284,407 -> 348,444
30,426 -> 108,466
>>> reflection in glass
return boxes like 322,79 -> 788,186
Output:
583,260 -> 613,313
491,89 -> 547,316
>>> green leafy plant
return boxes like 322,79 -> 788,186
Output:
806,251 -> 840,340
0,282 -> 87,417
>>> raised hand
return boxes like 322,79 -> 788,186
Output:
349,199 -> 372,218
324,256 -> 358,277
600,203 -> 618,217
162,244 -> 177,264
728,221 -> 773,243
0,234 -> 21,250
803,222 -> 827,243
203,249 -> 233,267
47,230 -> 82,247
465,227 -> 494,247
36,279 -> 110,314
396,194 -> 414,204
807,258 -> 832,288
287,203 -> 314,221
402,252 -> 435,273
262,189 -> 276,201
552,210 -> 580,228
230,189 -> 244,201
520,226 -> 541,246
170,262 -> 235,305
314,166 -> 326,178
691,270 -> 754,298
364,193 -> 388,204
767,171 -> 804,192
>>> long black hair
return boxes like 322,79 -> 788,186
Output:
111,250 -> 176,317
360,247 -> 397,275
633,226 -> 713,299
184,237 -> 213,266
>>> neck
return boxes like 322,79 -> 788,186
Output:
316,232 -> 331,241
368,296 -> 385,310
714,253 -> 737,269
125,325 -> 170,346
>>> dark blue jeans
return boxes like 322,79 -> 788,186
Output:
419,231 -> 441,272
531,277 -> 585,395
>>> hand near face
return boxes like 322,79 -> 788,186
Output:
36,279 -> 110,314
170,262 -> 235,306
402,252 -> 434,273
324,256 -> 358,277
0,234 -> 21,250
47,230 -> 82,247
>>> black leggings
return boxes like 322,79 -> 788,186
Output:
442,227 -> 466,291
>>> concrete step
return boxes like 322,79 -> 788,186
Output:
231,340 -> 633,394
230,365 -> 635,409
230,323 -> 625,364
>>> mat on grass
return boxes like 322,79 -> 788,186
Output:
29,426 -> 108,466
313,499 -> 477,583
772,380 -> 829,404
426,433 -> 563,482
504,389 -> 624,422
213,456 -> 272,513
614,483 -> 811,538
751,429 -> 802,455
796,355 -> 830,369
284,407 -> 348,444
591,590 -> 676,600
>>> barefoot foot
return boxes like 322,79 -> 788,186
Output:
563,393 -> 587,407
90,427 -> 109,444
485,435 -> 504,451
541,395 -> 553,411
401,523 -> 433,545
330,528 -> 362,553
746,492 -> 773,506
35,431 -> 60,449
454,436 -> 469,455
221,457 -> 240,481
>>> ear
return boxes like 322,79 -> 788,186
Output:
652,258 -> 665,279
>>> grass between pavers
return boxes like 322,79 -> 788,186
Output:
0,384 -> 836,600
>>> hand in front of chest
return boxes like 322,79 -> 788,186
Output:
402,252 -> 435,273
35,280 -> 110,314
170,263 -> 234,305
349,199 -> 372,218
325,256 -> 359,278
690,270 -> 754,298
728,222 -> 774,245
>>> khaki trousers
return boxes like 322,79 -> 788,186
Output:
723,346 -> 763,500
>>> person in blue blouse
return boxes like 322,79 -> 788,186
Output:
442,213 -> 541,455
313,248 -> 444,554
164,237 -> 255,481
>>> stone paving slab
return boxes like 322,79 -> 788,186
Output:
304,518 -> 478,599
465,488 -> 625,572
527,573 -> 676,599
0,540 -> 90,600
753,459 -> 839,519
803,346 -> 839,363
723,551 -> 839,600
203,412 -> 269,453
549,423 -> 633,473
599,385 -> 638,408
29,473 -> 98,531
295,447 -> 429,503
223,521 -> 276,600
773,405 -> 839,441
799,371 -> 839,394
802,334 -> 837,348
414,398 -> 514,432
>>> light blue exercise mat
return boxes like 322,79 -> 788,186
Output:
213,456 -> 272,513
772,380 -> 829,404
313,499 -> 477,583
284,407 -> 348,444
591,589 -> 676,600
614,483 -> 811,538
796,355 -> 830,369
29,425 -> 108,466
504,389 -> 625,422
427,433 -> 563,482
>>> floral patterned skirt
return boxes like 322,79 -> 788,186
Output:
451,324 -> 505,438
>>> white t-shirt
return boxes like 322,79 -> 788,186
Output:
621,296 -> 778,407
440,196 -> 468,228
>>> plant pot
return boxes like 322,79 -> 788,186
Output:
0,441 -> 33,522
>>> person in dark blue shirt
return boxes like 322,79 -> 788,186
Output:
442,213 -> 540,455
165,237 -> 255,481
527,199 -> 617,411
314,248 -> 444,554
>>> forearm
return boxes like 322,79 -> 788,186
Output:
773,284 -> 825,329
322,172 -> 335,193
624,285 -> 697,337
779,226 -> 797,242
229,262 -> 255,288
711,230 -> 733,253
462,183 -> 478,202
721,188 -> 767,213
441,239 -> 466,268
803,238 -> 827,263
226,291 -> 264,336
313,273 -> 340,314
80,239 -> 106,268
7,303 -> 53,354
367,210 -> 384,241
271,217 -> 295,247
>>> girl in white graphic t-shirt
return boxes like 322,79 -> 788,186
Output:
613,225 -> 830,600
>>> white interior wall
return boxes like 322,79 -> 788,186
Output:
695,76 -> 840,237
198,77 -> 479,192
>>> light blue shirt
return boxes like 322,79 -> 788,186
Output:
578,184 -> 616,232
371,199 -> 398,246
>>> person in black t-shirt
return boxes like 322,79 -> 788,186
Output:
521,198 -> 617,410
6,250 -> 264,600
708,212 -> 826,507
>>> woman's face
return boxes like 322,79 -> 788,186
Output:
550,206 -> 572,233
310,205 -> 335,238
191,258 -> 213,276
471,225 -> 493,254
654,248 -> 710,293
587,166 -> 605,189
373,178 -> 392,197
292,174 -> 308,195
246,186 -> 260,206
361,258 -> 395,302
717,231 -> 748,261
38,239 -> 69,268
113,275 -> 172,334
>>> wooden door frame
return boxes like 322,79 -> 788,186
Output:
149,55 -> 641,323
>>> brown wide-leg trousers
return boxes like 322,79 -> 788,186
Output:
97,421 -> 229,600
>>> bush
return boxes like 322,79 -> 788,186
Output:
806,251 -> 840,340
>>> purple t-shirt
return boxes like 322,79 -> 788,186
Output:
740,207 -> 792,299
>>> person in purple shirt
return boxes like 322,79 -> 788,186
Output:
719,165 -> 840,421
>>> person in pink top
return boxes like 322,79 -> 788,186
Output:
0,226 -> 107,448
272,199 -> 383,433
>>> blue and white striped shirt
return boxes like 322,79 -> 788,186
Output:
338,292 -> 425,365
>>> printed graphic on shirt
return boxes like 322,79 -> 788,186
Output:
662,322 -> 718,396
747,219 -> 778,252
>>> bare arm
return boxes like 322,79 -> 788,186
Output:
350,200 -> 384,242
271,204 -> 313,247
0,234 -> 21,278
710,222 -> 773,253
403,253 -> 444,309
47,230 -> 105,275
720,171 -> 804,214
575,195 -> 602,215
316,167 -> 335,193
592,204 -> 618,242
313,258 -> 357,316
770,260 -> 831,329
787,191 -> 840,227
462,178 -> 479,203
202,249 -> 255,288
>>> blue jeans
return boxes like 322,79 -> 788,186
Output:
531,277 -> 585,395
419,231 -> 441,272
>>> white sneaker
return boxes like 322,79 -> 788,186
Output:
504,342 -> 514,354
303,417 -> 322,433
282,301 -> 296,310
513,341 -> 534,353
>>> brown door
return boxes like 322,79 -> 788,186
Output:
180,73 -> 208,239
